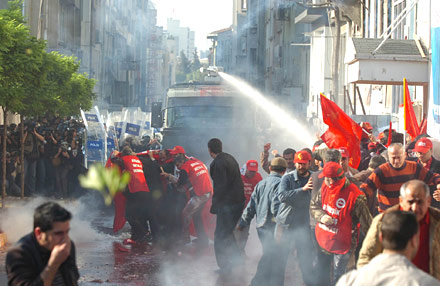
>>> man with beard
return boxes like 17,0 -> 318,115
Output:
310,162 -> 372,284
273,150 -> 315,285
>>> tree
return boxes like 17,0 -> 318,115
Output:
0,1 -> 95,201
191,48 -> 201,72
0,1 -> 46,204
176,51 -> 191,83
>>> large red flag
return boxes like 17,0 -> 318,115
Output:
403,78 -> 420,140
320,93 -> 363,168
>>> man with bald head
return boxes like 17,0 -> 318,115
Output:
357,180 -> 440,279
361,143 -> 440,213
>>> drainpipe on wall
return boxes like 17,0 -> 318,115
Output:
331,5 -> 341,105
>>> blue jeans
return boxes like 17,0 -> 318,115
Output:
332,251 -> 351,285
251,225 -> 277,286
214,202 -> 243,270
272,225 -> 316,286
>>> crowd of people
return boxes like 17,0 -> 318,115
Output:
0,116 -> 86,199
5,120 -> 440,286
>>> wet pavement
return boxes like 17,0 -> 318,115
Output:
0,198 -> 305,286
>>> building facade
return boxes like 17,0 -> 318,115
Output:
11,0 -> 170,112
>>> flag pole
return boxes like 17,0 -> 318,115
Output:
361,127 -> 388,149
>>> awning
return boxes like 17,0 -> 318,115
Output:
345,38 -> 428,85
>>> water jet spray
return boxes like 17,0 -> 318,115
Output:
219,72 -> 316,147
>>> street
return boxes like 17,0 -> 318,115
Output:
0,197 -> 304,286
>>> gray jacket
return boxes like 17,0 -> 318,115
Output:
240,172 -> 282,229
275,170 -> 312,227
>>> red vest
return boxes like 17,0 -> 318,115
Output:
180,159 -> 213,196
122,155 -> 150,193
315,179 -> 362,254
241,173 -> 263,206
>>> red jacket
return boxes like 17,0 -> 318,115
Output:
241,173 -> 263,206
315,178 -> 362,254
180,158 -> 213,196
122,155 -> 150,193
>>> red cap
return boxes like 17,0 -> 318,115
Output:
368,142 -> 377,150
246,160 -> 258,172
169,145 -> 185,155
413,138 -> 433,153
361,122 -> 373,132
320,162 -> 344,178
294,150 -> 312,163
338,147 -> 349,158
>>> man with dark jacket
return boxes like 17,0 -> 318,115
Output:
6,202 -> 79,286
208,138 -> 245,273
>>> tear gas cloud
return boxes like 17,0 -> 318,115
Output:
0,194 -> 108,245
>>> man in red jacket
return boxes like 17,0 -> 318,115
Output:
310,162 -> 372,284
166,154 -> 214,246
112,146 -> 155,244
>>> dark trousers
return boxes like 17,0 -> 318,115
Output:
24,159 -> 37,196
125,191 -> 158,242
214,202 -> 243,270
251,226 -> 276,286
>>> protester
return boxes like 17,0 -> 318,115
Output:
338,210 -> 439,286
309,149 -> 343,285
260,143 -> 296,174
274,150 -> 315,286
310,162 -> 372,284
360,143 -> 440,213
414,137 -> 440,208
235,160 -> 263,253
6,202 -> 79,285
173,154 -> 214,247
208,138 -> 245,273
156,148 -> 188,247
111,146 -> 157,244
357,180 -> 440,279
237,157 -> 287,286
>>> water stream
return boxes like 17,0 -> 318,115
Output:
219,72 -> 317,148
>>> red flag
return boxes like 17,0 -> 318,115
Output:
386,121 -> 392,147
320,93 -> 363,168
403,78 -> 420,140
419,118 -> 427,135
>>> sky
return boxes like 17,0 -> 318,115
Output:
152,0 -> 233,51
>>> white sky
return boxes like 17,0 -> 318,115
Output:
152,0 -> 233,52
